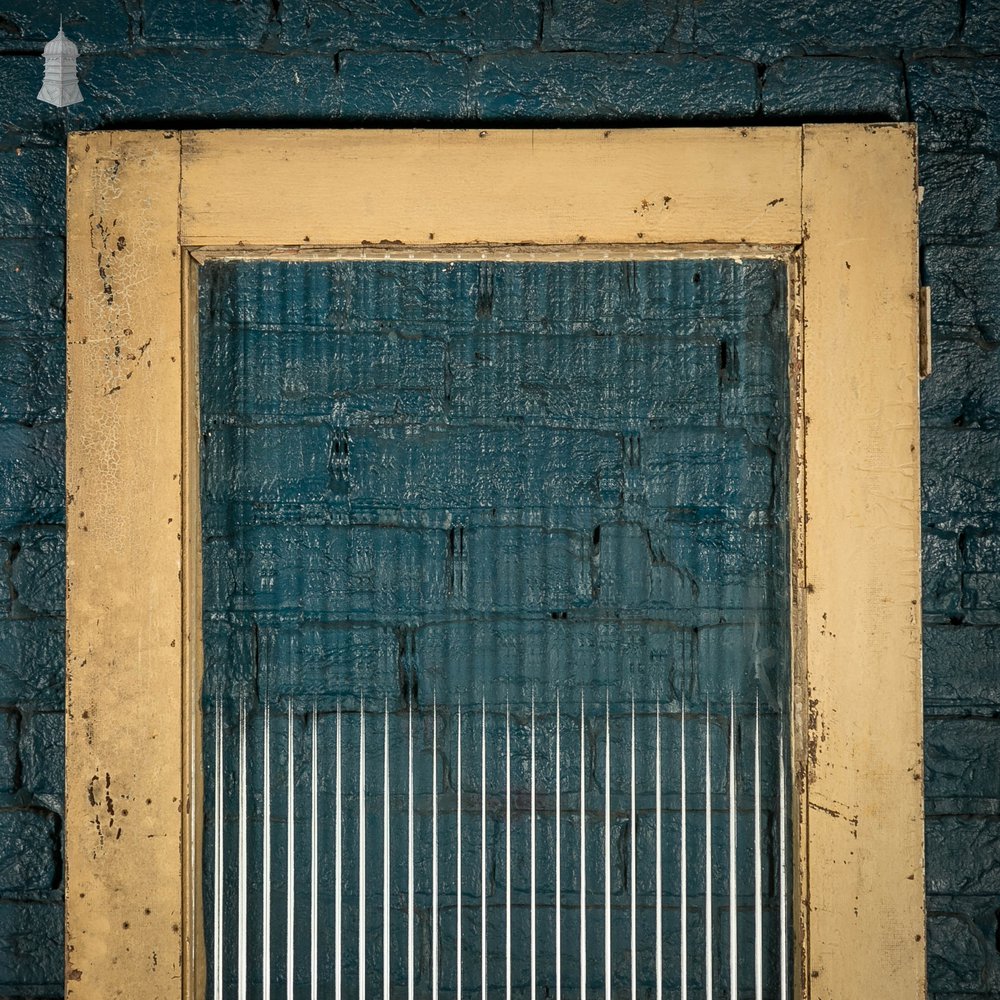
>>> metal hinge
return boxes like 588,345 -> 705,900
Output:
919,286 -> 932,379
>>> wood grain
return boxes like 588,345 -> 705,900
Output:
180,128 -> 803,248
800,123 -> 925,999
65,131 -> 185,999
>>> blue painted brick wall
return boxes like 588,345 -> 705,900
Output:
0,2 -> 998,996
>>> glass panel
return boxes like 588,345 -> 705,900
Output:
200,258 -> 791,999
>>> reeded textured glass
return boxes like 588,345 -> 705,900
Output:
200,258 -> 791,999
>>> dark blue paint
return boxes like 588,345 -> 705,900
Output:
199,260 -> 789,707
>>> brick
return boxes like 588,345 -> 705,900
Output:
920,152 -> 1000,239
0,143 -> 64,238
599,519 -> 784,613
963,0 -> 1000,51
19,711 -> 62,812
690,0 -> 956,60
68,52 -> 340,129
0,422 -> 64,530
213,623 -> 398,703
10,527 -> 63,618
0,2 -> 131,53
921,336 -> 1000,430
924,244 -> 1000,343
922,523 -> 962,618
202,524 -> 450,617
922,428 -> 1000,514
0,711 -> 17,796
930,995 -> 999,1000
472,53 -> 759,120
338,52 -> 471,120
202,423 -> 339,505
926,815 -> 1000,894
964,520 -> 1000,571
200,330 -> 446,425
925,894 -> 1000,993
957,520 -> 1000,622
0,334 -> 63,424
0,618 -> 64,710
217,520 -> 596,623
0,808 -> 57,893
931,896 -> 1000,994
203,256 -> 781,334
255,617 -> 753,713
346,424 -> 623,511
0,56 -> 77,142
446,330 -> 785,432
404,619 -> 772,711
272,0 -> 538,55
762,57 -> 905,119
142,0 -> 270,48
924,623 -> 1000,709
924,717 -> 1000,808
926,911 -> 989,992
641,427 -> 777,512
963,572 -> 1000,620
0,899 -> 62,994
542,0 -> 683,53
0,238 -> 63,327
464,525 -> 592,612
910,57 -> 1000,153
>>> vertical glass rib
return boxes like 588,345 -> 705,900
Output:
505,701 -> 511,1000
630,698 -> 637,1000
310,706 -> 318,1000
754,700 -> 762,1000
555,693 -> 562,1000
482,699 -> 487,1000
263,700 -> 271,1000
239,697 -> 248,1000
604,697 -> 611,1000
214,700 -> 223,1000
336,705 -> 343,1000
408,702 -> 415,1000
779,729 -> 788,1000
530,695 -> 537,1000
680,699 -> 687,1000
359,698 -> 366,1000
655,701 -> 662,1000
457,704 -> 463,1000
729,697 -> 737,1000
287,702 -> 295,1000
383,700 -> 390,1000
580,695 -> 586,1000
433,699 -> 439,1000
705,703 -> 713,1000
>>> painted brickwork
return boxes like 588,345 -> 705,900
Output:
0,2 -> 997,996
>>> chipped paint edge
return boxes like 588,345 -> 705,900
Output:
800,123 -> 926,999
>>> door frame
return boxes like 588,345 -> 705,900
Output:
64,126 -> 925,998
